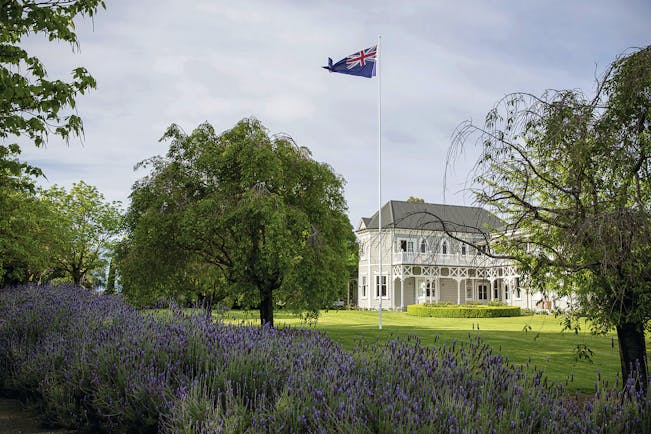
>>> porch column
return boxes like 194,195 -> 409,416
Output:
457,279 -> 461,304
490,279 -> 495,302
435,277 -> 440,303
400,276 -> 404,310
428,278 -> 433,304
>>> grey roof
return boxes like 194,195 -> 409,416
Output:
358,200 -> 504,234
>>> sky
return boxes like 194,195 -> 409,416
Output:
18,0 -> 651,227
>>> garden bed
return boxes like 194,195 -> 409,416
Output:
407,303 -> 521,318
1,286 -> 648,433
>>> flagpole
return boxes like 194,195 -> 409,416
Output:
377,34 -> 383,330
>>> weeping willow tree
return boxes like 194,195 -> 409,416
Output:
451,46 -> 651,391
119,119 -> 354,326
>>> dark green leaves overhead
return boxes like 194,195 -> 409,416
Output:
1,0 -> 105,148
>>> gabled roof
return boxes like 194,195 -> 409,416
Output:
358,200 -> 504,234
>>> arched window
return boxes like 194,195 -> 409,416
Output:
420,239 -> 427,253
441,240 -> 448,255
461,244 -> 467,256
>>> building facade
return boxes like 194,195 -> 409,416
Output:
357,200 -> 551,311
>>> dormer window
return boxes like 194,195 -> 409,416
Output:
420,239 -> 427,253
441,240 -> 448,255
461,244 -> 467,256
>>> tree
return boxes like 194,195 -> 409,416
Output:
1,1 -> 105,286
406,196 -> 424,203
1,0 -> 105,149
0,145 -> 58,286
120,119 -> 354,326
42,181 -> 122,287
451,46 -> 651,391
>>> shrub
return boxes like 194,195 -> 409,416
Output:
1,285 -> 650,433
408,303 -> 521,318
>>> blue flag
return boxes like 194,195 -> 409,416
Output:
323,45 -> 377,78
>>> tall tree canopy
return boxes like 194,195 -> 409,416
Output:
42,181 -> 122,287
0,145 -> 54,285
1,1 -> 105,287
119,119 -> 354,326
452,46 -> 651,390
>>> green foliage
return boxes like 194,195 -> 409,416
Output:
454,46 -> 651,386
0,1 -> 106,287
407,304 -> 521,318
1,0 -> 105,149
119,119 -> 354,324
0,145 -> 54,285
40,181 -> 122,287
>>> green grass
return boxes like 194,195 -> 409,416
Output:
216,309 -> 648,394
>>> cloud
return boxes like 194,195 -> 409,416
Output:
12,0 -> 651,225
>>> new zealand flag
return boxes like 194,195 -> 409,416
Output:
323,45 -> 377,78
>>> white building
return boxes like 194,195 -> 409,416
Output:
357,200 -> 554,311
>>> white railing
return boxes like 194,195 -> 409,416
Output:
392,251 -> 503,267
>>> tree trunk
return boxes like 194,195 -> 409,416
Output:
259,285 -> 274,327
616,321 -> 648,394
72,268 -> 82,286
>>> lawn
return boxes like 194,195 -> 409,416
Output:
218,309 -> 640,394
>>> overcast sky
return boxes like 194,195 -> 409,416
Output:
18,0 -> 651,226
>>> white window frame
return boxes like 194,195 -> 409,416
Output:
420,280 -> 434,298
361,275 -> 367,298
461,243 -> 467,256
376,275 -> 388,298
419,239 -> 427,253
478,284 -> 488,301
398,239 -> 415,253
441,240 -> 448,255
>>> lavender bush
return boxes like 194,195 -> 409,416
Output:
0,285 -> 649,433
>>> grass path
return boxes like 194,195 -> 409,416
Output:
218,309 -> 644,394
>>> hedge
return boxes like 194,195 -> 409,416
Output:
407,304 -> 521,318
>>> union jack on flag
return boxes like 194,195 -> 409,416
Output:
323,45 -> 377,78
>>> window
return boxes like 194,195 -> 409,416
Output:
504,283 -> 510,300
361,276 -> 367,297
376,275 -> 387,297
441,240 -> 448,255
359,243 -> 365,257
420,239 -> 427,253
461,244 -> 467,255
478,284 -> 488,300
399,239 -> 414,253
515,278 -> 521,299
421,280 -> 434,297
493,284 -> 499,299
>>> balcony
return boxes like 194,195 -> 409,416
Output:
392,251 -> 500,267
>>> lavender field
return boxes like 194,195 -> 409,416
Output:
1,285 -> 649,433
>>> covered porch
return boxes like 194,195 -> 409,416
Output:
391,265 -> 519,310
